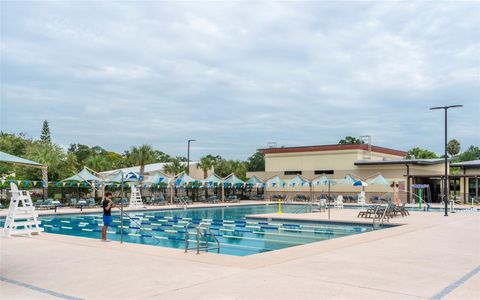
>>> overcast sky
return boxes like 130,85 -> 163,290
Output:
1,1 -> 479,160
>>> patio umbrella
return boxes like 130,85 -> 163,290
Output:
353,180 -> 369,187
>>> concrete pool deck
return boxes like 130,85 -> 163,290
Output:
1,205 -> 479,299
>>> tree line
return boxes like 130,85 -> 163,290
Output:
1,122 -> 478,182
0,121 -> 265,182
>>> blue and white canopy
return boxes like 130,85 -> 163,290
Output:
337,174 -> 360,185
311,175 -> 336,186
266,175 -> 286,188
223,174 -> 245,187
173,172 -> 196,186
245,176 -> 265,187
366,174 -> 390,186
287,175 -> 310,187
202,174 -> 223,187
62,167 -> 101,183
144,171 -> 171,185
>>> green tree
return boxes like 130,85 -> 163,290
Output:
0,132 -> 30,156
153,150 -> 174,162
246,151 -> 265,172
58,153 -> 80,179
129,144 -> 156,183
0,132 -> 32,176
85,155 -> 110,172
406,147 -> 438,159
40,120 -> 51,144
456,145 -> 480,162
338,136 -> 363,145
447,139 -> 461,157
163,158 -> 186,175
197,156 -> 214,179
214,159 -> 247,179
21,141 -> 65,181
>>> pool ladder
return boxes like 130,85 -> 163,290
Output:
372,204 -> 390,230
184,222 -> 220,254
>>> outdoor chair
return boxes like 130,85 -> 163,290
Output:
86,198 -> 96,207
393,203 -> 409,217
225,195 -> 240,202
69,198 -> 78,206
357,205 -> 379,218
207,195 -> 219,203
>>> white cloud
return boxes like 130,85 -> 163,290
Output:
1,1 -> 479,159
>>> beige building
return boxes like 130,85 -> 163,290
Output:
248,144 -> 448,203
449,160 -> 480,203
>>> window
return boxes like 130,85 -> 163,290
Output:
284,171 -> 302,175
315,170 -> 334,175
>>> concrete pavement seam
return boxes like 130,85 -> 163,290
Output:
0,275 -> 84,300
430,265 -> 480,300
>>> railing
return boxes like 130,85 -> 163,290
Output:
175,197 -> 188,210
184,222 -> 220,254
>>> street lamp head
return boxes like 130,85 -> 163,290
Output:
430,105 -> 463,110
188,139 -> 196,143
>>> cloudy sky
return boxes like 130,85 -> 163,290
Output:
1,1 -> 479,159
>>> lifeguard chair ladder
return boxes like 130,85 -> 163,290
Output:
129,185 -> 144,208
4,183 -> 43,237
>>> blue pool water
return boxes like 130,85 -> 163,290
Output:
14,204 -> 381,256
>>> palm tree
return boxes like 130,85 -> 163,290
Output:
163,158 -> 186,176
129,144 -> 156,185
197,156 -> 214,179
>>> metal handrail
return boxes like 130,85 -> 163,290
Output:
184,222 -> 193,253
175,196 -> 188,210
372,205 -> 380,229
196,224 -> 220,254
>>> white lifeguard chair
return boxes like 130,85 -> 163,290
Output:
334,195 -> 344,209
129,185 -> 144,208
358,191 -> 366,206
4,183 -> 43,237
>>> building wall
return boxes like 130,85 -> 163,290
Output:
264,149 -> 403,180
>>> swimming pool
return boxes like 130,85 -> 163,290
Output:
27,205 -> 381,256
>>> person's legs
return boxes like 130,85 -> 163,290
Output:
102,215 -> 111,241
102,225 -> 107,240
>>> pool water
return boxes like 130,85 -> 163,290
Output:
29,205 -> 378,256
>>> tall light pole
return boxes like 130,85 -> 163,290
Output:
429,105 -> 463,216
187,139 -> 196,175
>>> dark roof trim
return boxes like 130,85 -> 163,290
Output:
355,159 -> 445,166
259,144 -> 407,157
450,160 -> 480,168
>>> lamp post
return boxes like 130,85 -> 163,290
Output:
429,105 -> 463,216
187,139 -> 196,175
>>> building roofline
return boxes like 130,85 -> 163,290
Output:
258,144 -> 407,157
450,160 -> 480,168
355,158 -> 445,166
